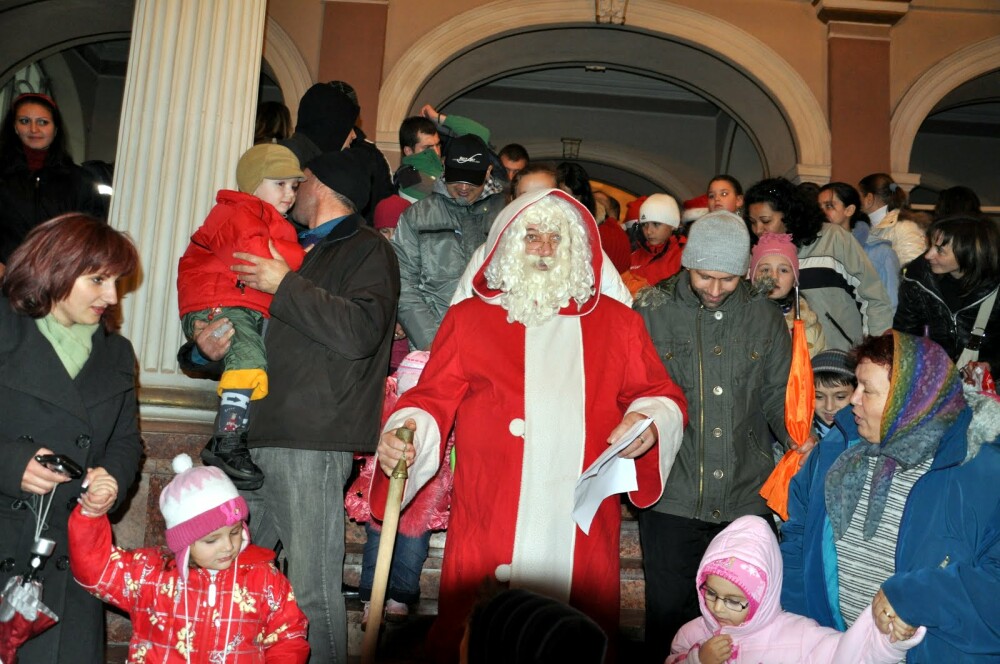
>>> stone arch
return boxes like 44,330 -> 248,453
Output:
377,0 -> 830,179
890,35 -> 1000,174
263,17 -> 313,121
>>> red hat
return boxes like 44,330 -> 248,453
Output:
624,195 -> 648,228
682,194 -> 710,223
374,194 -> 410,230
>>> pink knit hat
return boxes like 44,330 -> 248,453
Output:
159,454 -> 249,579
699,556 -> 768,620
749,233 -> 799,285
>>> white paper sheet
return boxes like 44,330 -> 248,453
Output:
572,417 -> 653,535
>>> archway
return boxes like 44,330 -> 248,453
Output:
377,0 -> 830,190
891,35 -> 1000,176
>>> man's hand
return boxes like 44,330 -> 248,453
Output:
193,317 -> 234,362
420,104 -> 445,125
232,240 -> 291,295
608,411 -> 657,458
79,467 -> 118,517
873,588 -> 918,642
377,419 -> 417,476
21,448 -> 73,495
698,634 -> 733,664
791,433 -> 818,455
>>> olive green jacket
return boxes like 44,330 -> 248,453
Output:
635,272 -> 791,523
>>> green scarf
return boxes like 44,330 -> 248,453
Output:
35,314 -> 99,378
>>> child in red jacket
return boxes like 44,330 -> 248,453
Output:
69,454 -> 309,663
177,144 -> 306,490
621,193 -> 685,295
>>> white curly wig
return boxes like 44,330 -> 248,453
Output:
484,194 -> 595,327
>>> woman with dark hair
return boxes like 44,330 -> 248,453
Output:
0,93 -> 104,267
894,215 -> 1000,371
253,100 -> 293,145
0,213 -> 142,664
781,331 -> 1000,662
556,161 -> 596,215
818,182 -> 900,311
857,173 -> 926,266
744,177 -> 894,350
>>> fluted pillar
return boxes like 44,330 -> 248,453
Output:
109,0 -> 267,423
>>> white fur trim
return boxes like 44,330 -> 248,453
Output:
627,396 -> 686,502
381,407 -> 443,508
509,316 -> 583,602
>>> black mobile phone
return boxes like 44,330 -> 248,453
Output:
34,454 -> 84,480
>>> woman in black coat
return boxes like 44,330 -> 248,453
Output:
0,214 -> 142,664
894,215 -> 1000,372
0,93 -> 104,267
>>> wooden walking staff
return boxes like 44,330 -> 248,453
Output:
361,426 -> 411,664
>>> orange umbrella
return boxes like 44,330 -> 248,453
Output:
760,288 -> 814,520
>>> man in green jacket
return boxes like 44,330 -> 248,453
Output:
634,211 -> 793,663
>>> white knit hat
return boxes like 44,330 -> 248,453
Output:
638,194 -> 681,228
159,454 -> 249,579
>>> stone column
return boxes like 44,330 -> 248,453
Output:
109,0 -> 267,423
816,0 -> 910,185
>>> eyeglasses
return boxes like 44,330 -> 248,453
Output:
699,583 -> 749,612
523,232 -> 561,250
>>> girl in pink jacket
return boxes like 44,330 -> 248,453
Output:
667,516 -> 923,664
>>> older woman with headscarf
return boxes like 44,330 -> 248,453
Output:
780,331 -> 1000,662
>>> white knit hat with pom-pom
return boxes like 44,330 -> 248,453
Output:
158,454 -> 249,578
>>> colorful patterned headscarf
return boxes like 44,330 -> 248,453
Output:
825,332 -> 966,540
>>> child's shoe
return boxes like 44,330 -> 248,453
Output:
385,599 -> 410,623
361,601 -> 371,630
201,430 -> 264,490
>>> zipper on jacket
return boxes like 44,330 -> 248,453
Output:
695,307 -> 706,516
824,312 -> 852,344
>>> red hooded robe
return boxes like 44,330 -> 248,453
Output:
371,189 -> 687,662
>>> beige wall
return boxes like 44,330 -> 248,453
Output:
891,5 -> 1000,105
267,0 -> 324,81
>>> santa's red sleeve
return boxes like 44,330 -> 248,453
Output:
370,310 -> 468,519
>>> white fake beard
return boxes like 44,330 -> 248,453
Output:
501,253 -> 574,327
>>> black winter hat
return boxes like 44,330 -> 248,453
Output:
307,148 -> 371,212
467,589 -> 607,664
295,84 -> 358,153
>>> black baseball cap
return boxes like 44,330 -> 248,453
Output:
444,134 -> 489,185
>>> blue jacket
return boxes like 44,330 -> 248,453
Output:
780,406 -> 1000,662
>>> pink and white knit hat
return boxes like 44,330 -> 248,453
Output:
699,556 -> 768,620
159,454 -> 249,579
396,350 -> 430,394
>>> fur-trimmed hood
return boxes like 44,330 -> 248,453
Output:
471,188 -> 605,316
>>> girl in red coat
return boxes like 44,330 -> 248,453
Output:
177,144 -> 306,490
621,193 -> 685,295
68,454 -> 310,663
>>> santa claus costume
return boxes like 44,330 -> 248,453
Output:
371,189 -> 687,662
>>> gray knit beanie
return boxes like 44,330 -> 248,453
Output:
681,210 -> 750,276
